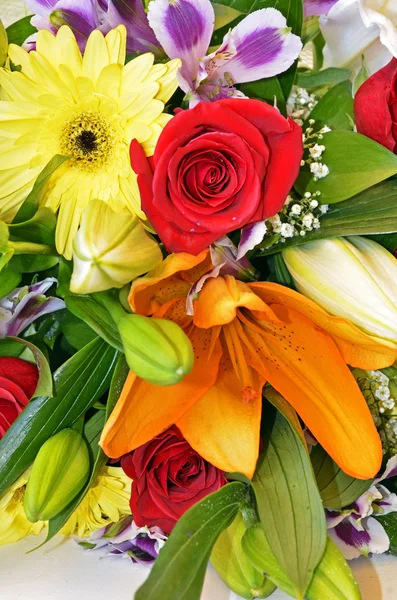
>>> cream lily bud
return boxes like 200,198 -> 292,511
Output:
24,429 -> 90,523
71,200 -> 162,294
118,313 -> 194,386
283,237 -> 397,347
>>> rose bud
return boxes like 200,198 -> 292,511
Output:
354,58 -> 397,153
24,429 -> 90,523
118,314 -> 194,386
211,513 -> 276,599
71,200 -> 162,294
283,236 -> 397,347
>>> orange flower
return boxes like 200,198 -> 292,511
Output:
100,252 -> 396,479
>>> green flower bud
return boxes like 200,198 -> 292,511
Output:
24,429 -> 90,523
211,514 -> 275,599
118,313 -> 194,386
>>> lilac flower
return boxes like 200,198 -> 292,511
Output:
77,515 -> 167,564
24,0 -> 162,56
0,278 -> 65,338
304,1 -> 338,17
327,455 -> 397,559
147,0 -> 302,106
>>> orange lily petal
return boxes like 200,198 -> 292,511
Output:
250,282 -> 397,370
129,250 -> 209,315
100,325 -> 223,457
194,275 -> 280,329
177,354 -> 264,478
240,304 -> 382,480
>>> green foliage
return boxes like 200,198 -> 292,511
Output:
376,512 -> 397,556
6,16 -> 36,47
306,81 -> 354,131
297,68 -> 350,90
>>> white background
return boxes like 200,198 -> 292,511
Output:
1,1 -> 397,598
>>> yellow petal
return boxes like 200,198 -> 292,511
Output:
155,58 -> 181,103
82,30 -> 110,83
105,25 -> 127,66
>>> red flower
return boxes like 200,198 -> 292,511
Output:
121,427 -> 227,533
0,357 -> 39,438
130,99 -> 303,254
355,58 -> 397,153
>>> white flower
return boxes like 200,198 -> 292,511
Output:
280,223 -> 295,238
309,144 -> 326,159
310,199 -> 319,209
302,214 -> 314,228
313,217 -> 321,229
320,204 -> 330,214
310,162 -> 330,178
290,204 -> 302,216
320,0 -> 397,77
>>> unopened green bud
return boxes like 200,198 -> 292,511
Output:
49,10 -> 68,29
24,429 -> 90,523
118,313 -> 194,386
211,514 -> 275,599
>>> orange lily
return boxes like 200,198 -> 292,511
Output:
100,251 -> 396,480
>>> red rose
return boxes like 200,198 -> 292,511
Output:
355,58 -> 397,153
121,427 -> 227,533
0,357 -> 39,438
130,99 -> 303,254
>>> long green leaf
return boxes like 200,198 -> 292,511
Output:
251,412 -> 326,598
0,338 -> 118,496
9,208 -> 56,246
297,68 -> 350,89
306,81 -> 354,131
242,527 -> 361,600
311,445 -> 373,510
135,482 -> 247,600
258,178 -> 397,255
65,294 -> 123,352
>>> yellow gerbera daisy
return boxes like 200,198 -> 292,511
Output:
0,25 -> 180,258
60,466 -> 132,538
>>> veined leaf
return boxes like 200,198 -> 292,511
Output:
297,68 -> 350,89
305,81 -> 354,131
242,527 -> 361,600
135,482 -> 247,600
311,445 -> 373,510
251,411 -> 326,598
0,338 -> 118,497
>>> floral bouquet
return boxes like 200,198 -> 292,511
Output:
1,0 -> 397,598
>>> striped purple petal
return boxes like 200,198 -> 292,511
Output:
328,516 -> 390,559
107,0 -> 163,56
237,221 -> 268,260
304,0 -> 338,17
148,0 -> 214,91
208,8 -> 302,86
25,0 -> 58,14
376,455 -> 397,482
49,0 -> 102,42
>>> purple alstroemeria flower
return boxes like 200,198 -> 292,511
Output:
77,515 -> 167,564
304,0 -> 339,17
147,0 -> 303,106
24,0 -> 163,56
0,278 -> 65,338
327,455 -> 397,560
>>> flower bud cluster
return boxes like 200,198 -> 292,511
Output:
287,87 -> 318,125
301,120 -> 331,181
354,369 -> 397,457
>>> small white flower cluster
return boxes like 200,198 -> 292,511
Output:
265,192 -> 329,245
287,87 -> 318,126
356,369 -> 397,456
302,120 -> 331,182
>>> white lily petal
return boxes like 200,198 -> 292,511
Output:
376,485 -> 397,515
359,0 -> 397,57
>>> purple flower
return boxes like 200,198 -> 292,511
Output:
0,278 -> 65,338
24,0 -> 163,56
77,515 -> 167,564
147,0 -> 302,106
304,0 -> 338,17
327,455 -> 397,559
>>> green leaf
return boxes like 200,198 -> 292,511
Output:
251,411 -> 326,598
242,527 -> 361,600
367,232 -> 397,253
0,263 -> 21,296
257,178 -> 397,256
57,258 -> 73,297
13,155 -> 69,224
297,68 -> 350,89
65,293 -> 123,352
60,311 -> 98,350
240,78 -> 286,115
6,16 -> 36,47
135,482 -> 247,600
306,81 -> 354,131
42,353 -> 127,543
9,254 -> 59,273
0,337 -> 118,497
8,336 -> 53,399
311,445 -> 373,509
376,512 -> 397,556
267,254 -> 296,288
9,208 -> 56,246
306,131 -> 397,203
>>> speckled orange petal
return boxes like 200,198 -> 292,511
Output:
129,250 -> 210,315
193,275 -> 280,329
240,304 -> 382,480
250,282 -> 396,370
177,354 -> 264,478
100,325 -> 223,458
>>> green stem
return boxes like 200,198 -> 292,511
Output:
9,241 -> 57,256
